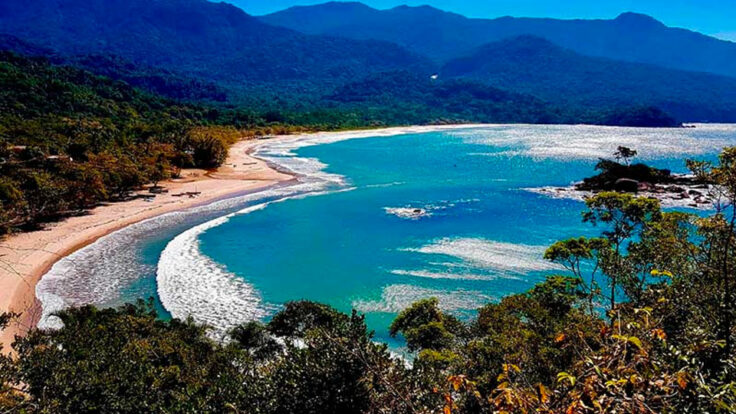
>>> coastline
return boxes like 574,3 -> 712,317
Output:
0,136 -> 293,350
0,124 -> 486,350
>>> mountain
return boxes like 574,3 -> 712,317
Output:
2,0 -> 732,124
261,2 -> 736,78
442,36 -> 736,122
0,0 -> 431,89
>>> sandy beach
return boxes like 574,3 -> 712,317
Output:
0,136 -> 293,350
0,124 -> 484,351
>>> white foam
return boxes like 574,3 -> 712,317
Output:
157,204 -> 268,337
384,207 -> 431,220
353,284 -> 492,314
402,238 -> 561,274
390,269 -> 501,281
250,125 -> 485,183
155,185 -> 349,337
35,124 -> 404,331
384,198 -> 480,220
35,183 -> 324,330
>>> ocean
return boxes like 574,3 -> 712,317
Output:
37,124 -> 736,349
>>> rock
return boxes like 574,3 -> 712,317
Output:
666,186 -> 685,193
615,178 -> 639,193
638,181 -> 655,191
688,189 -> 703,196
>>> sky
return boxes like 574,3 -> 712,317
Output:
227,0 -> 736,41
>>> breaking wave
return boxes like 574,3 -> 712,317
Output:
35,183 -> 317,330
156,184 -> 353,336
157,204 -> 270,337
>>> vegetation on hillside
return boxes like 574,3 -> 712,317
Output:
3,148 -> 736,412
0,52 -> 329,234
1,0 -> 734,124
441,36 -> 736,123
0,0 -> 431,90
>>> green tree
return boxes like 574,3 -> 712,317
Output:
614,146 -> 638,166
581,192 -> 661,313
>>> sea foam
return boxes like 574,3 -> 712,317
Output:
402,238 -> 560,274
157,204 -> 269,337
353,284 -> 493,314
35,127 -> 386,331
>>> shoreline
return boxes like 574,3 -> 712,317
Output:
0,124 -> 486,350
0,136 -> 294,350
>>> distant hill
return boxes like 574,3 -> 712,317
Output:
261,2 -> 736,78
0,0 -> 431,89
441,36 -> 736,122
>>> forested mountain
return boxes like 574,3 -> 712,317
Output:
0,0 -> 430,89
442,36 -> 736,122
261,2 -> 736,78
321,71 -> 562,125
2,0 -> 736,123
0,51 -> 287,233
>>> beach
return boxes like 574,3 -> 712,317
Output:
0,124 -> 485,351
0,136 -> 293,350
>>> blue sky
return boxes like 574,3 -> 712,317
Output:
228,0 -> 736,41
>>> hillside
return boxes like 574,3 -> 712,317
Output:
261,2 -> 736,78
0,0 -> 431,89
320,71 -> 562,125
442,36 -> 736,122
0,52 -> 273,233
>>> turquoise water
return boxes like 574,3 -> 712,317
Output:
37,125 -> 736,347
195,126 -> 730,346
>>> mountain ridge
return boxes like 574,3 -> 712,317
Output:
260,2 -> 736,78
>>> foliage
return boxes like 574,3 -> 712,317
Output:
389,297 -> 466,352
0,52 -> 330,234
0,301 -> 418,414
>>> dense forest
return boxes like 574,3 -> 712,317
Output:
0,52 -> 333,234
3,149 -> 736,412
440,36 -> 736,122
